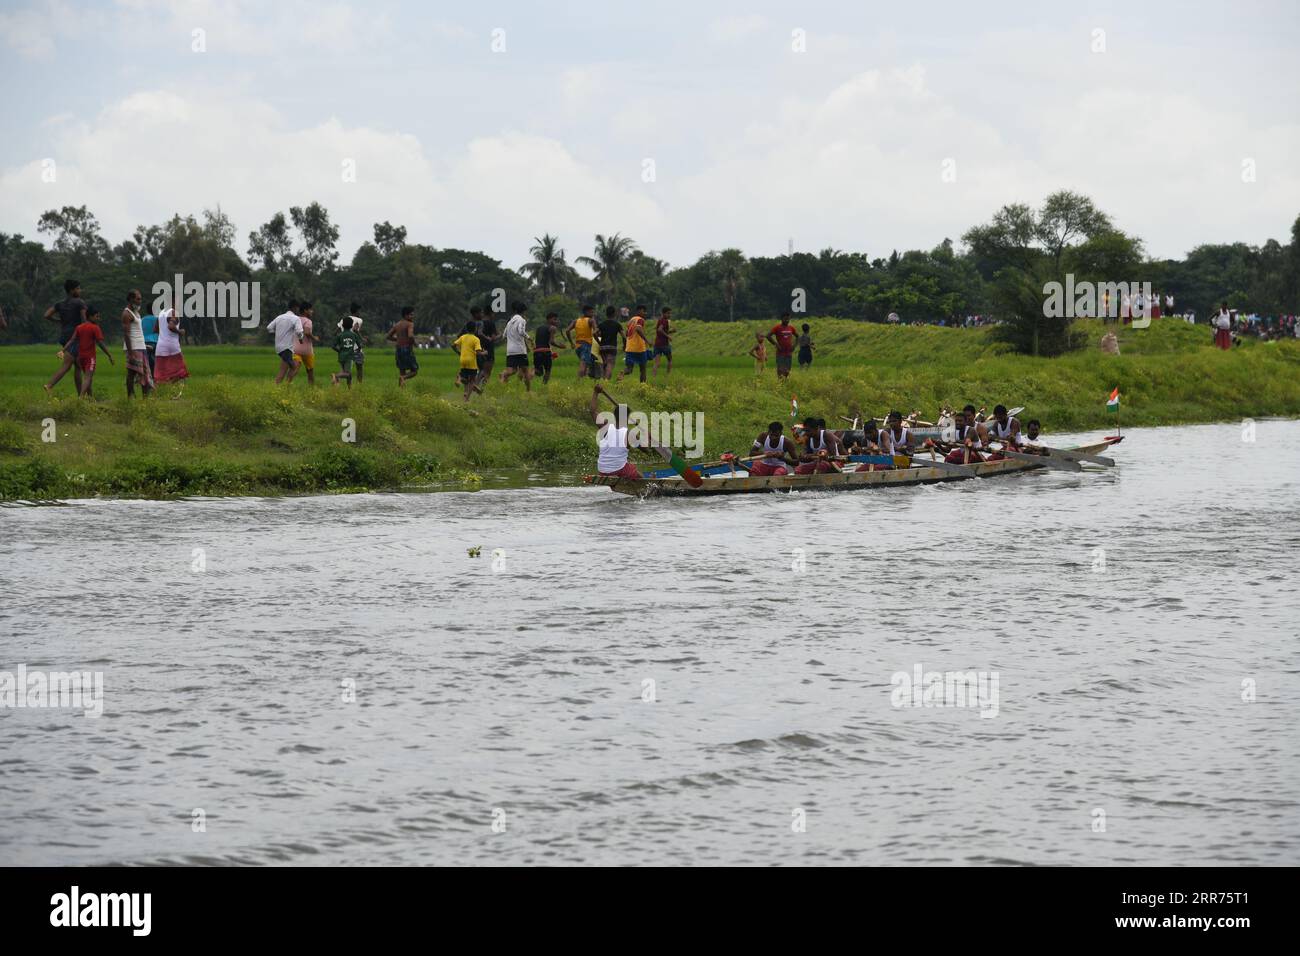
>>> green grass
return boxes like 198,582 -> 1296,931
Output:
2,318 -> 1298,499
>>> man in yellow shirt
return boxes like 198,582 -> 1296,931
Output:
565,304 -> 598,379
451,321 -> 486,402
618,304 -> 650,383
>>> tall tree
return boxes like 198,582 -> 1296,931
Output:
710,248 -> 749,322
36,205 -> 111,268
1035,191 -> 1114,271
247,213 -> 294,271
202,205 -> 237,250
577,233 -> 638,299
519,233 -> 571,295
373,221 -> 407,257
290,202 -> 340,274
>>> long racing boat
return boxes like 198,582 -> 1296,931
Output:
586,438 -> 1122,497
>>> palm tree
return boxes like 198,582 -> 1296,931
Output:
577,233 -> 638,300
712,248 -> 749,322
519,233 -> 569,295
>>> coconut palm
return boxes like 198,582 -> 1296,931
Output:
518,233 -> 570,295
577,233 -> 638,299
712,248 -> 749,322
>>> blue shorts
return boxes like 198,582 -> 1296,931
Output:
624,351 -> 648,367
65,339 -> 80,358
576,342 -> 592,363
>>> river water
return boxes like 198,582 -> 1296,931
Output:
1,421 -> 1297,866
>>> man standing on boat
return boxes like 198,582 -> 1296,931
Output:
748,422 -> 797,476
591,384 -> 643,480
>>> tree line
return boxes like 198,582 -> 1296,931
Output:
1,192 -> 1295,356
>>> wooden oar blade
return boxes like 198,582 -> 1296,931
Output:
656,445 -> 704,487
912,456 -> 976,475
1037,446 -> 1116,466
999,448 -> 1082,472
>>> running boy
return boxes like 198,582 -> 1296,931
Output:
452,321 -> 487,402
387,306 -> 419,386
652,307 -> 674,378
331,316 -> 362,388
65,305 -> 114,397
533,311 -> 565,384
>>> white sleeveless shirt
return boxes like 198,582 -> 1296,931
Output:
124,307 -> 145,351
597,425 -> 629,473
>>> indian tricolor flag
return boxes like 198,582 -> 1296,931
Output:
1106,387 -> 1120,412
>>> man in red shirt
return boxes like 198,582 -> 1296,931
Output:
766,312 -> 797,379
64,305 -> 115,397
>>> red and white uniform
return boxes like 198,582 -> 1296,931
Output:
880,425 -> 910,455
945,424 -> 985,463
750,434 -> 790,476
795,430 -> 837,474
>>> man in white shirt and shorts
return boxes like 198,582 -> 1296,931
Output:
499,302 -> 533,392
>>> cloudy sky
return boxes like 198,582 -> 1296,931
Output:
1,0 -> 1296,271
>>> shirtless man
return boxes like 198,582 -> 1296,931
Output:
387,306 -> 419,386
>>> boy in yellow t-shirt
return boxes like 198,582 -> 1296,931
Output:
452,322 -> 486,402
618,305 -> 650,383
565,304 -> 598,379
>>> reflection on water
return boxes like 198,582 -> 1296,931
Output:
1,422 -> 1298,866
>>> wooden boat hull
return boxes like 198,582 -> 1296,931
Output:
587,439 -> 1120,497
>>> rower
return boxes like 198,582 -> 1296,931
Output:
749,421 -> 797,476
1020,418 -> 1046,452
852,419 -> 889,472
795,416 -> 841,474
879,410 -> 913,457
984,403 -> 1021,460
939,406 -> 985,464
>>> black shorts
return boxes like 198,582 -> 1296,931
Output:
506,353 -> 528,369
396,346 -> 419,372
458,368 -> 477,384
533,351 -> 553,373
278,348 -> 294,365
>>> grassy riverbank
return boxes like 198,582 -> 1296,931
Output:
2,318 -> 1298,499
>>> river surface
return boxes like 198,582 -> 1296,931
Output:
1,422 -> 1297,866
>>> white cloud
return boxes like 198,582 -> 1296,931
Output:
711,15 -> 769,42
0,88 -> 667,270
1,2 -> 1296,269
